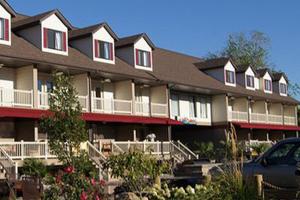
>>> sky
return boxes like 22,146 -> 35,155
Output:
8,0 -> 300,98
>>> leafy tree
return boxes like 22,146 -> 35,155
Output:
40,72 -> 87,165
208,31 -> 300,97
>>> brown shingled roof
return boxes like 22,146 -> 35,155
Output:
195,57 -> 236,70
116,33 -> 155,49
12,9 -> 74,31
272,72 -> 288,82
256,68 -> 272,78
0,33 -> 154,81
0,0 -> 16,17
69,23 -> 118,40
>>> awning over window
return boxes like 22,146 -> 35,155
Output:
233,122 -> 300,131
0,107 -> 182,125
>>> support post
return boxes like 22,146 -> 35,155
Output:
45,139 -> 48,159
255,174 -> 263,198
21,140 -> 24,160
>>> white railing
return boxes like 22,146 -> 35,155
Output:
176,140 -> 198,160
250,113 -> 267,123
0,147 -> 18,181
78,95 -> 88,112
135,101 -> 150,116
228,110 -> 248,122
87,141 -> 107,180
284,116 -> 297,126
0,141 -> 55,160
151,103 -> 168,117
0,88 -> 33,108
92,97 -> 132,115
268,114 -> 283,125
38,91 -> 50,109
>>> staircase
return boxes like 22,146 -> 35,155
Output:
0,147 -> 18,182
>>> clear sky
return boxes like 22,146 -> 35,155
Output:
8,0 -> 300,97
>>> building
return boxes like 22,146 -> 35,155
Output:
0,0 -> 299,161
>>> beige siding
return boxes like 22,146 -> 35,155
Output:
15,66 -> 34,90
73,73 -> 89,96
114,80 -> 133,100
211,95 -> 227,123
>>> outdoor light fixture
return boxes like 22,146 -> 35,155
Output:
102,78 -> 111,83
0,64 -> 4,68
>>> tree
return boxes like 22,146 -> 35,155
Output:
40,72 -> 87,165
208,31 -> 300,97
40,72 -> 104,199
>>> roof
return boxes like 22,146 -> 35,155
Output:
115,33 -> 155,49
195,57 -> 236,70
256,68 -> 272,78
12,9 -> 74,31
69,23 -> 119,41
0,32 -> 154,81
0,0 -> 16,17
149,48 -> 299,104
272,72 -> 288,82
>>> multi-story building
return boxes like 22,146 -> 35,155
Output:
0,0 -> 299,165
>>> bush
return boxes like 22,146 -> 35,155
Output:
104,150 -> 170,198
22,158 -> 47,178
193,142 -> 215,160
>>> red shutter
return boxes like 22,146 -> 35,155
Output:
62,32 -> 67,51
135,49 -> 139,65
148,51 -> 152,67
43,28 -> 48,48
109,43 -> 114,60
4,19 -> 9,41
94,40 -> 99,58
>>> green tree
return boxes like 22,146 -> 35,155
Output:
40,72 -> 87,165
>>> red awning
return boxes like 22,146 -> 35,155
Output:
0,107 -> 182,125
233,122 -> 300,131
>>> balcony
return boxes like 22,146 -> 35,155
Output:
38,92 -> 89,111
267,114 -> 283,125
228,110 -> 248,122
135,101 -> 150,116
284,116 -> 297,126
91,97 -> 132,115
0,88 -> 33,108
151,103 -> 168,117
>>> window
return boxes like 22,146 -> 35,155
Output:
246,75 -> 255,88
171,94 -> 179,117
199,97 -> 208,118
44,28 -> 66,51
280,83 -> 287,94
136,49 -> 151,67
0,18 -> 4,40
266,143 -> 296,165
38,80 -> 43,92
46,81 -> 53,93
95,40 -> 113,60
189,96 -> 197,118
264,79 -> 272,91
225,70 -> 235,84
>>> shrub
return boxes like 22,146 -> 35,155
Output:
193,142 -> 215,160
22,158 -> 47,178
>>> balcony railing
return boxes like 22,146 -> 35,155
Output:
268,114 -> 283,125
0,141 -> 55,160
92,97 -> 132,115
135,101 -> 150,116
151,103 -> 168,117
228,110 -> 248,122
0,88 -> 33,108
284,116 -> 297,126
250,113 -> 267,123
38,92 -> 88,111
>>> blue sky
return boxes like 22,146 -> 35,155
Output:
9,0 -> 300,97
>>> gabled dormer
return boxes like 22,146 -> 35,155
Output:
12,10 -> 73,56
236,65 -> 257,90
69,23 -> 118,64
195,57 -> 237,87
256,68 -> 273,94
0,0 -> 16,46
116,33 -> 155,71
272,72 -> 288,96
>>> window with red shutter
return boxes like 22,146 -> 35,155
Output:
136,49 -> 151,67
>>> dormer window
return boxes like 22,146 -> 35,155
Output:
225,70 -> 235,84
136,49 -> 151,67
280,83 -> 287,95
0,18 -> 8,41
264,79 -> 272,92
246,75 -> 255,88
43,28 -> 67,52
95,40 -> 113,60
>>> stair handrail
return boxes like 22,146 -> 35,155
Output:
0,146 -> 17,181
170,141 -> 188,160
87,141 -> 106,162
176,140 -> 198,159
111,142 -> 124,154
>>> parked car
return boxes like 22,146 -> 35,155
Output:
243,137 -> 300,190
